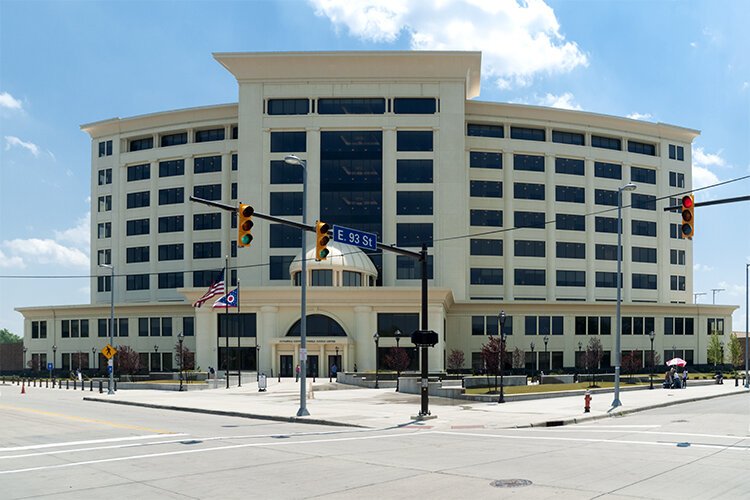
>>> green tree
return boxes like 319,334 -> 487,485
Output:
707,335 -> 723,366
728,333 -> 742,367
446,349 -> 465,372
0,328 -> 22,344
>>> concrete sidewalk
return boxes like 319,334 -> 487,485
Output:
83,377 -> 749,430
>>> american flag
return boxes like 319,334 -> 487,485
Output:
192,270 -> 225,308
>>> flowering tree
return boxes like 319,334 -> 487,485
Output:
481,336 -> 504,392
584,337 -> 603,387
446,349 -> 465,372
114,345 -> 141,375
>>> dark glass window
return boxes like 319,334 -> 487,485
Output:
126,246 -> 149,263
397,159 -> 433,183
270,160 -> 303,184
632,246 -> 657,263
396,223 -> 433,247
193,213 -> 222,231
232,127 -> 238,140
377,313 -> 420,337
668,144 -> 685,161
270,255 -> 295,280
194,156 -> 221,174
343,270 -> 363,286
557,270 -> 585,287
270,192 -> 303,215
556,242 -> 585,259
632,273 -> 657,290
631,166 -> 656,184
193,184 -> 222,201
126,274 -> 149,290
628,140 -> 656,156
632,220 -> 657,237
397,256 -> 434,279
592,135 -> 621,151
311,269 -> 333,286
195,128 -> 225,142
595,189 -> 618,206
470,151 -> 502,169
471,268 -> 503,285
470,209 -> 503,227
514,182 -> 545,200
552,130 -> 584,145
193,269 -> 223,288
514,269 -> 546,286
555,185 -> 585,203
127,191 -> 150,209
596,272 -> 620,288
98,140 -> 113,157
127,163 -> 150,182
393,98 -> 436,114
98,222 -> 112,239
158,215 -> 184,233
193,242 -> 221,259
158,244 -> 183,261
267,99 -> 309,115
318,98 -> 385,114
397,131 -> 433,152
669,171 -> 685,188
555,157 -> 584,175
670,223 -> 679,239
232,153 -> 237,171
129,137 -> 153,152
514,211 -> 545,229
397,191 -> 433,215
159,159 -> 184,177
158,187 -> 184,205
470,239 -> 503,256
595,162 -> 621,179
510,126 -> 545,141
471,180 -> 503,198
595,216 -> 619,233
270,224 -> 302,248
514,240 -> 545,257
158,272 -> 183,289
670,275 -> 686,291
670,249 -> 686,265
98,168 -> 112,185
514,154 -> 544,172
467,123 -> 503,138
161,132 -> 187,147
270,131 -> 306,152
231,182 -> 237,200
595,244 -> 619,261
125,218 -> 149,236
632,193 -> 656,210
556,214 -> 585,231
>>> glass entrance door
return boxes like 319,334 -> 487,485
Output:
280,355 -> 294,377
307,355 -> 319,378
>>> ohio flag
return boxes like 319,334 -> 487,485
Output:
212,288 -> 239,308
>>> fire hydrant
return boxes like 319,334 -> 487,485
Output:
584,390 -> 591,413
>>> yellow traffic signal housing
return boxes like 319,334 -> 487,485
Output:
315,221 -> 330,261
680,194 -> 694,239
237,203 -> 254,247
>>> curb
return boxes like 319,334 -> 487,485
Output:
82,397 -> 366,429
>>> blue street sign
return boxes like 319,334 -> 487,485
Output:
332,225 -> 377,251
107,365 -> 113,374
47,363 -> 53,371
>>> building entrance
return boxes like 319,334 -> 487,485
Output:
280,355 -> 294,377
307,355 -> 319,378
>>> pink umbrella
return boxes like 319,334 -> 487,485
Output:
666,357 -> 687,367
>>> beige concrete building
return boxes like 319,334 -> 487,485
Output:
16,51 -> 737,377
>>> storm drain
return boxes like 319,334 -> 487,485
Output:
490,479 -> 533,488
180,440 -> 203,445
677,442 -> 691,447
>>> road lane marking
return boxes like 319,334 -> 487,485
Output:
0,434 -> 188,453
0,404 -> 175,434
519,428 -> 749,440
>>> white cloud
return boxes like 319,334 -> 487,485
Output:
4,135 -> 40,157
741,82 -> 749,91
0,249 -> 25,269
0,91 -> 22,110
1,213 -> 91,269
536,92 -> 581,110
310,0 -> 588,89
689,41 -> 698,48
55,212 -> 90,249
627,112 -> 653,121
717,281 -> 745,298
691,146 -> 725,189
693,263 -> 715,273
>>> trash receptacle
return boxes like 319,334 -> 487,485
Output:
258,373 -> 267,392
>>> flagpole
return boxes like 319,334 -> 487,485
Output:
237,279 -> 241,388
225,257 -> 229,389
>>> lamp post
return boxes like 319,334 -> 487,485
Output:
530,342 -> 536,377
613,182 -> 637,409
22,347 -> 27,371
394,329 -> 401,391
91,347 -> 96,371
373,332 -> 380,389
178,332 -> 184,391
498,310 -> 506,403
256,342 -> 261,382
52,344 -> 57,378
284,155 -> 310,417
720,341 -> 724,369
153,344 -> 159,373
649,331 -> 655,390
543,335 -> 549,373
711,288 -> 725,305
98,263 -> 115,394
745,263 -> 749,389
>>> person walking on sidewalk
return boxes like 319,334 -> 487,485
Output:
682,368 -> 688,388
295,363 -> 301,382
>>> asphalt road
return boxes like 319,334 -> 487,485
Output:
2,384 -> 748,499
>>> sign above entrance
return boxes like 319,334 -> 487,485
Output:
332,225 -> 377,251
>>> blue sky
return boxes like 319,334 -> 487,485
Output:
1,0 -> 748,337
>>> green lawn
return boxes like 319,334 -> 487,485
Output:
465,381 -> 634,395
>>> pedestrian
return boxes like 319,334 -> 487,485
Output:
353,363 -> 358,373
669,366 -> 676,388
295,363 -> 301,382
331,363 -> 338,379
682,368 -> 688,388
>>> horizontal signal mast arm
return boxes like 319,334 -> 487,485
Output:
663,194 -> 750,211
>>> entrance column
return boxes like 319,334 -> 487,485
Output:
354,305 -> 373,371
259,305 -> 278,376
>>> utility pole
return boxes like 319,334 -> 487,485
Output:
694,292 -> 707,304
711,288 -> 725,305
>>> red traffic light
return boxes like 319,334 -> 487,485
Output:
681,195 -> 693,208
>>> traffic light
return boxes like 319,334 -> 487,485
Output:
237,203 -> 254,247
680,194 -> 694,239
315,221 -> 330,261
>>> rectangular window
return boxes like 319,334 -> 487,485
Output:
97,275 -> 111,292
628,140 -> 656,156
158,215 -> 184,233
97,249 -> 111,266
195,128 -> 225,143
397,159 -> 433,183
514,211 -> 545,229
126,218 -> 149,236
397,255 -> 434,279
98,168 -> 112,185
556,242 -> 585,259
631,166 -> 656,184
193,184 -> 222,201
514,240 -> 545,258
594,189 -> 618,206
514,269 -> 546,286
150,317 -> 160,337
513,154 -> 544,172
396,223 -> 433,247
232,153 -> 237,171
632,246 -> 657,263
126,191 -> 150,209
98,195 -> 111,212
270,224 -> 302,248
595,216 -> 619,234
471,316 -> 485,336
270,160 -> 304,184
670,249 -> 686,265
126,246 -> 149,263
139,318 -> 149,337
470,268 -> 503,285
514,182 -> 545,200
595,244 -> 619,261
129,137 -> 153,152
396,191 -> 433,215
469,152 -> 502,169
159,159 -> 185,177
160,132 -> 187,147
193,242 -> 221,259
396,131 -> 433,152
555,157 -> 584,176
270,192 -> 303,216
707,318 -> 724,335
632,193 -> 656,211
670,275 -> 686,291
510,126 -> 545,141
393,98 -> 436,114
632,273 -> 657,290
318,98 -> 385,114
311,269 -> 333,286
470,209 -> 503,227
557,270 -> 585,287
632,220 -> 657,237
596,271 -> 620,288
194,156 -> 221,174
552,130 -> 584,145
98,140 -> 112,157
343,270 -> 363,286
555,185 -> 585,203
158,272 -> 183,289
591,135 -> 621,151
669,171 -> 686,188
467,123 -> 504,138
126,274 -> 149,290
158,187 -> 184,205
269,255 -> 295,281
270,131 -> 306,152
556,214 -> 585,231
594,161 -> 622,179
470,181 -> 503,198
158,244 -> 184,261
267,98 -> 309,115
470,239 -> 503,256
193,213 -> 222,230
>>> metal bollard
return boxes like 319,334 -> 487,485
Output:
90,380 -> 93,391
66,380 -> 69,390
82,379 -> 85,391
74,380 -> 77,390
99,380 -> 103,393
46,379 -> 49,388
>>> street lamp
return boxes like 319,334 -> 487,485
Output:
373,332 -> 380,389
543,335 -> 549,373
178,332 -> 185,391
394,329 -> 402,392
498,310 -> 506,404
613,182 -> 637,409
649,331 -> 655,390
284,154 -> 310,417
52,344 -> 57,378
256,342 -> 261,382
154,344 -> 159,373
91,347 -> 96,371
530,342 -> 536,377
745,263 -> 749,389
99,263 -> 115,394
22,346 -> 27,371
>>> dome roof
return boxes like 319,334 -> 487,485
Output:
289,241 -> 378,277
